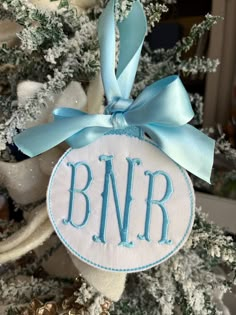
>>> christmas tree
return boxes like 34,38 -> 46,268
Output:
0,0 -> 235,314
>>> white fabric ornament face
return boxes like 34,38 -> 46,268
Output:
47,131 -> 195,272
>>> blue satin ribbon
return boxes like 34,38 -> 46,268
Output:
14,0 -> 215,183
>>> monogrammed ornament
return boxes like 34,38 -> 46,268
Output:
14,0 -> 214,274
47,131 -> 195,272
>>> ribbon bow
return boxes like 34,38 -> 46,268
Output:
14,0 -> 215,183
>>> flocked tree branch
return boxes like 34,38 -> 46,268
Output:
0,1 -> 235,315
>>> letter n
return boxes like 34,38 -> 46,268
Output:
93,155 -> 141,248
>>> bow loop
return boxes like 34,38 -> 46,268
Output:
125,76 -> 194,127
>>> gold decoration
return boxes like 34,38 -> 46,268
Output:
61,288 -> 112,315
21,299 -> 58,315
21,277 -> 112,315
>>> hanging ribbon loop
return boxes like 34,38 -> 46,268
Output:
14,0 -> 215,183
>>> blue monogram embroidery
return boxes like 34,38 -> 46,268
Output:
138,170 -> 173,244
63,156 -> 174,247
63,162 -> 93,228
93,155 -> 141,248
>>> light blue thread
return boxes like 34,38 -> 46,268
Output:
47,131 -> 195,272
93,155 -> 141,248
119,157 -> 141,247
138,170 -> 173,244
92,155 -> 112,245
63,161 -> 93,229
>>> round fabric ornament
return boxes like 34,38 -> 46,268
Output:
14,0 -> 213,274
47,131 -> 195,272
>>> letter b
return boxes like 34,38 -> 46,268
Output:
63,161 -> 93,229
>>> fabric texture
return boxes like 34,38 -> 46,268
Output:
48,134 -> 195,272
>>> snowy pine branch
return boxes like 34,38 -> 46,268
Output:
144,2 -> 168,29
179,56 -> 220,75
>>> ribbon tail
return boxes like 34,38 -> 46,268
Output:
143,124 -> 215,183
65,126 -> 110,149
14,111 -> 113,157
14,119 -> 83,157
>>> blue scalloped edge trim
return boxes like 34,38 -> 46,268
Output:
106,126 -> 144,139
47,130 -> 195,273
